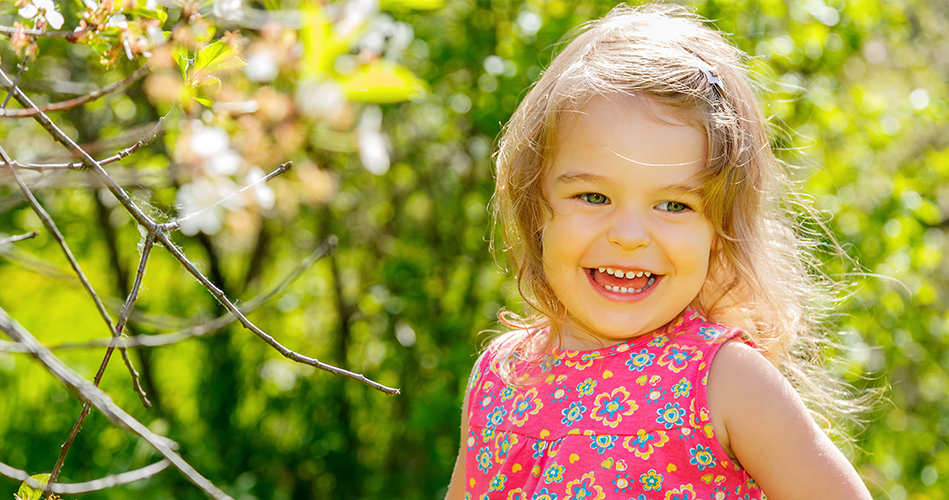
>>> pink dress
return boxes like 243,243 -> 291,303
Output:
464,310 -> 763,500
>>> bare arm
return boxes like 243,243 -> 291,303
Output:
707,341 -> 871,500
445,387 -> 469,500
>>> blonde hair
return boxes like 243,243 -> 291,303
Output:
491,3 -> 861,440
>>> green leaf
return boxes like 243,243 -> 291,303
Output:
380,0 -> 445,10
174,48 -> 190,81
193,40 -> 245,75
17,473 -> 50,500
300,3 -> 350,77
194,96 -> 213,107
338,61 -> 428,103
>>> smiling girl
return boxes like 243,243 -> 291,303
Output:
445,4 -> 871,500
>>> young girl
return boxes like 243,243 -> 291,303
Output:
446,4 -> 872,500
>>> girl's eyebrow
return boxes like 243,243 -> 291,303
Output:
554,171 -> 609,184
555,171 -> 704,195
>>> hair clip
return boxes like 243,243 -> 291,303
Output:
691,53 -> 722,90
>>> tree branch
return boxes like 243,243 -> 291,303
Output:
0,459 -> 170,494
0,308 -> 233,500
156,230 -> 401,395
0,24 -> 92,41
0,111 -> 173,173
39,236 -> 338,351
0,150 -> 148,407
162,161 -> 293,233
0,231 -> 39,246
0,64 -> 150,117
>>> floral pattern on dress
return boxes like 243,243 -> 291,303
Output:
464,311 -> 762,500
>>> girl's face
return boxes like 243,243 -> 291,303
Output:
541,95 -> 715,349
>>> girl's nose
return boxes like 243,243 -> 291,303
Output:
607,214 -> 651,251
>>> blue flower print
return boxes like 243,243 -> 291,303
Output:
589,434 -> 618,454
672,378 -> 692,398
689,444 -> 717,470
488,473 -> 507,492
543,462 -> 565,483
679,427 -> 695,441
625,349 -> 655,372
480,427 -> 495,443
656,402 -> 686,429
532,488 -> 558,500
539,354 -> 562,373
531,439 -> 548,459
477,446 -> 492,474
644,386 -> 667,404
477,390 -> 494,410
560,401 -> 587,427
499,385 -> 517,402
696,324 -> 724,341
612,473 -> 633,493
550,384 -> 572,403
576,378 -> 597,397
486,406 -> 507,428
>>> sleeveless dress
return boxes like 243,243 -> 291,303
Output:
463,310 -> 763,500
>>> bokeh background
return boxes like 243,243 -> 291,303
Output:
1,0 -> 947,499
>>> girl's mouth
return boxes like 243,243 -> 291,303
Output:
588,267 -> 658,294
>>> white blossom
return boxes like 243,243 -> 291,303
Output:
19,0 -> 64,30
189,123 -> 230,158
296,80 -> 345,122
358,106 -> 390,175
244,49 -> 279,83
176,178 -> 242,236
213,0 -> 245,22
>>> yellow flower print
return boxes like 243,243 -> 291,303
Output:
657,344 -> 701,373
590,387 -> 638,428
640,469 -> 663,491
564,472 -> 606,500
663,484 -> 696,500
509,387 -> 544,427
622,429 -> 669,459
488,473 -> 507,492
566,350 -> 602,370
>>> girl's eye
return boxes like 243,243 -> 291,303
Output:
656,201 -> 690,213
579,193 -> 609,205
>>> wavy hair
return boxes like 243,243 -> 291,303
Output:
490,3 -> 863,442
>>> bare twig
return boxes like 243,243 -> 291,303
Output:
0,308 -> 233,500
0,68 -> 398,396
0,231 -> 39,246
0,67 -> 159,230
1,52 -> 33,110
0,24 -> 93,41
41,236 -> 339,351
0,150 -> 149,407
0,459 -> 170,494
0,64 -> 150,117
157,230 -> 401,395
0,112 -> 173,173
162,161 -> 293,233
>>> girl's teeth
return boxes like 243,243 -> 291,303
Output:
602,276 -> 656,294
598,267 -> 651,280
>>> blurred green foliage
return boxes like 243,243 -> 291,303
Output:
1,1 -> 948,499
